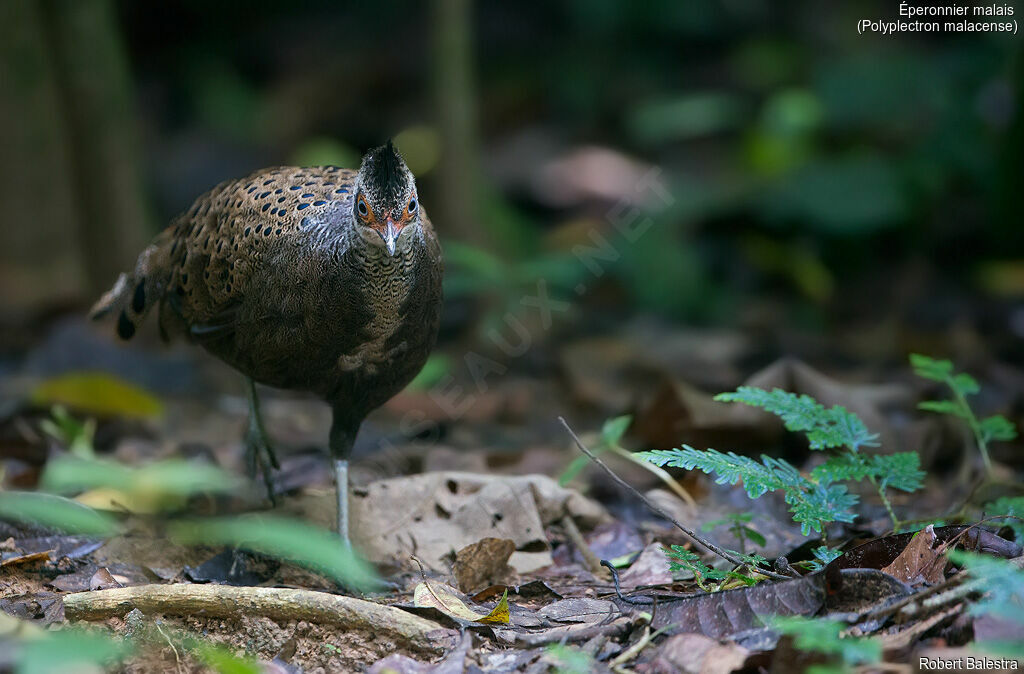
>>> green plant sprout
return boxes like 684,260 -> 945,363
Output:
911,353 -> 1018,478
39,405 -> 96,458
768,615 -> 882,674
638,387 -> 924,535
984,496 -> 1024,542
559,415 -> 697,509
947,550 -> 1024,658
792,545 -> 843,572
665,545 -> 768,591
700,512 -> 765,554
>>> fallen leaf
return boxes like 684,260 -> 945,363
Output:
453,537 -> 515,593
30,372 -> 163,419
413,582 -> 510,625
89,567 -> 122,591
350,472 -> 609,574
881,524 -> 946,585
650,632 -> 750,674
617,542 -> 672,589
651,572 -> 826,638
0,549 -> 54,567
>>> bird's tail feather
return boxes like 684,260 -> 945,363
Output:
89,240 -> 168,341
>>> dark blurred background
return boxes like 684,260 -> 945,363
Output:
1,0 -> 1022,462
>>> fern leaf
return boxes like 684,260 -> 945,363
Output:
918,400 -> 968,418
715,387 -> 878,452
811,453 -> 873,484
636,447 -> 789,498
786,482 -> 858,535
980,415 -> 1018,443
869,453 -> 925,492
910,353 -> 953,381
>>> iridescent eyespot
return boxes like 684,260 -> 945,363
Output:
408,198 -> 417,214
357,195 -> 368,217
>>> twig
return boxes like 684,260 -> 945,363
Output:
602,560 -> 653,606
611,446 -> 698,510
154,620 -> 183,674
561,515 -> 608,578
610,626 -> 650,671
64,584 -> 455,654
559,417 -> 789,581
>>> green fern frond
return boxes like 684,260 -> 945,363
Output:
869,453 -> 925,492
714,387 -> 879,452
638,447 -> 792,498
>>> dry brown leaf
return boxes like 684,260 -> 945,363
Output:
453,537 -> 515,593
350,472 -> 609,574
413,581 -> 509,624
89,567 -> 123,591
881,524 -> 946,585
0,548 -> 54,567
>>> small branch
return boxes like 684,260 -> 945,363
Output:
562,515 -> 608,579
559,417 -> 789,581
64,584 -> 456,654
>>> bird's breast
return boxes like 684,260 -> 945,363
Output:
335,251 -> 417,375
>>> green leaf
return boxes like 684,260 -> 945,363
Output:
558,454 -> 595,486
811,453 -> 873,484
169,515 -> 380,591
950,373 -> 980,397
41,456 -> 242,511
406,354 -> 451,391
985,496 -> 1024,541
743,527 -> 767,547
638,446 -> 859,535
16,628 -> 131,674
917,400 -> 968,418
600,415 -> 632,447
714,387 -> 878,451
869,453 -> 925,492
785,482 -> 858,535
768,616 -> 881,666
980,415 -> 1018,443
909,353 -> 953,381
0,491 -> 120,536
188,640 -> 262,674
947,550 -> 1024,624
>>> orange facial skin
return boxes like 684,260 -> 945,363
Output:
356,192 -> 417,255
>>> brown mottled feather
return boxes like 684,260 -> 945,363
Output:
91,164 -> 443,431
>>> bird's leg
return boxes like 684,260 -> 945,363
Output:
244,377 -> 280,504
329,410 -> 358,547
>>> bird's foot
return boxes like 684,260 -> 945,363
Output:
245,422 -> 280,506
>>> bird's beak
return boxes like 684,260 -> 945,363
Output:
384,219 -> 399,256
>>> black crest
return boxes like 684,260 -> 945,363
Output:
362,140 -> 408,205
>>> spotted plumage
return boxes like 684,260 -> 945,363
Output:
91,143 -> 443,544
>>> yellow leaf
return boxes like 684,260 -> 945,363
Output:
74,487 -> 183,514
413,582 -> 510,625
31,372 -> 163,419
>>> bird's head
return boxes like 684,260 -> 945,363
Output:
353,140 -> 420,256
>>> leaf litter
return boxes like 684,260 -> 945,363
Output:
2,342 -> 1024,672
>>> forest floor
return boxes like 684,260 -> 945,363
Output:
1,314 -> 1023,673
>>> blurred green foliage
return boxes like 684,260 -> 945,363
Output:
107,1 -> 1020,328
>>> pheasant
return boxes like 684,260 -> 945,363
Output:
91,142 -> 444,546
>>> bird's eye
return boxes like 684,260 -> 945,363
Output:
357,196 -> 368,217
408,198 -> 418,214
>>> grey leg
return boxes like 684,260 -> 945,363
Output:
335,459 -> 349,546
244,377 -> 280,503
329,409 -> 357,546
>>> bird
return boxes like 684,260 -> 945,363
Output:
90,141 -> 444,547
